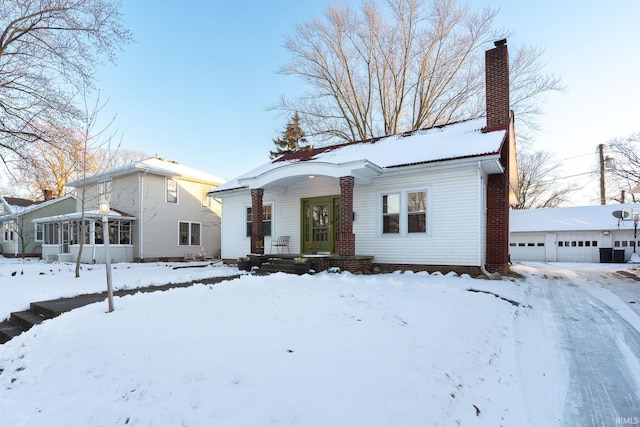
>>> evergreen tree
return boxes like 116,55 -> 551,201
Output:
270,113 -> 311,159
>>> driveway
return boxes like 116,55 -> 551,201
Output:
514,263 -> 640,427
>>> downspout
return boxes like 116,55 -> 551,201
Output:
139,170 -> 149,261
477,161 -> 484,269
478,160 -> 499,278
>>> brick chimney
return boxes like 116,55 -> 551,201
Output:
485,39 -> 509,130
43,189 -> 53,201
484,38 -> 515,276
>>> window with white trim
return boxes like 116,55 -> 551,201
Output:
35,223 -> 43,242
166,178 -> 178,203
97,179 -> 112,203
245,205 -> 272,237
381,188 -> 430,235
179,221 -> 201,245
3,221 -> 16,242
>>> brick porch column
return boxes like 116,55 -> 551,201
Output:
250,188 -> 264,254
338,176 -> 355,256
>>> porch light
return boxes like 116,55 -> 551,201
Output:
99,199 -> 110,216
99,199 -> 114,312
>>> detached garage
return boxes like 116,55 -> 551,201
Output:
510,204 -> 640,263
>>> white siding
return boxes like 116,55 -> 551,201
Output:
219,165 -> 485,267
354,166 -> 482,266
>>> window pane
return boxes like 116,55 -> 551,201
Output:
167,179 -> 178,203
383,214 -> 399,234
179,222 -> 189,245
408,213 -> 426,233
263,205 -> 272,221
383,194 -> 400,214
191,223 -> 201,245
408,191 -> 426,213
263,221 -> 271,237
121,221 -> 131,244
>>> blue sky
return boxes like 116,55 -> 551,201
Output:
94,0 -> 640,205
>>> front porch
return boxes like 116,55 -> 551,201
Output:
244,253 -> 375,274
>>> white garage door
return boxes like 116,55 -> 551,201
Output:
510,233 -> 546,262
555,232 -> 601,263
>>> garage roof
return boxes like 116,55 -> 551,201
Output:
511,204 -> 640,232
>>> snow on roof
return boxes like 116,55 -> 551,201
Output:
67,157 -> 225,187
0,195 -> 78,219
214,117 -> 505,193
510,203 -> 640,233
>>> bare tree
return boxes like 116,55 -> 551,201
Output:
13,125 -> 100,199
0,0 -> 132,159
513,149 -> 574,209
605,131 -> 640,203
274,0 -> 562,144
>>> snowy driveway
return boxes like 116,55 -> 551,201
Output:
514,263 -> 640,427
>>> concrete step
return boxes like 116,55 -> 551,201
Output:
10,310 -> 48,331
0,321 -> 24,344
259,258 -> 311,275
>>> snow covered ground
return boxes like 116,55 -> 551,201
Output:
0,257 -> 639,426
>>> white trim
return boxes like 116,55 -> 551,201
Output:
378,186 -> 432,237
243,202 -> 274,239
166,177 -> 178,204
178,221 -> 202,246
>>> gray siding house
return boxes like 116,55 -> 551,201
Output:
36,157 -> 225,263
1,195 -> 78,257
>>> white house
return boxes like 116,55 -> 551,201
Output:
210,40 -> 518,275
510,204 -> 640,263
35,157 -> 225,263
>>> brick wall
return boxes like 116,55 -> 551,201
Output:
338,176 -> 355,256
485,40 -> 510,131
250,188 -> 264,254
484,39 -> 511,275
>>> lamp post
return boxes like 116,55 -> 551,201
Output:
634,215 -> 639,255
99,199 -> 114,312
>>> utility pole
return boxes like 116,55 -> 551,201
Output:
599,143 -> 606,205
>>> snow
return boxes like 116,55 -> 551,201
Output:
66,156 -> 226,188
1,258 -> 639,426
511,203 -> 640,232
214,118 -> 504,193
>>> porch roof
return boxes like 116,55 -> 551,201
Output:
33,209 -> 137,223
211,117 -> 505,195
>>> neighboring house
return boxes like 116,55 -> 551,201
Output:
0,194 -> 78,257
510,203 -> 640,263
210,40 -> 518,275
35,157 -> 225,263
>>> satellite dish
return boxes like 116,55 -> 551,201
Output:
612,210 -> 629,219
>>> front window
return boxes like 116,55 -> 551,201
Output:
166,178 -> 178,203
179,221 -> 201,246
381,189 -> 430,235
246,205 -> 272,237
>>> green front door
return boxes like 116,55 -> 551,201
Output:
301,196 -> 340,253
